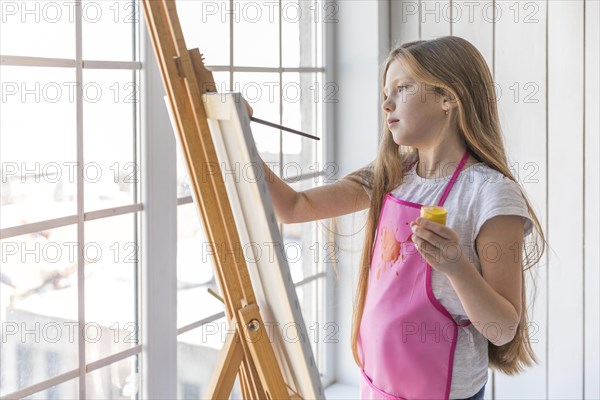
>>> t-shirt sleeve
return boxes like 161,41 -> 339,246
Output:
339,161 -> 375,200
473,176 -> 534,240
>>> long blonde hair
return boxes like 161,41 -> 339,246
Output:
346,36 -> 547,375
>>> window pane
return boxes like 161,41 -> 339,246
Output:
177,203 -> 223,329
176,144 -> 191,199
0,1 -> 75,59
85,213 -> 139,362
282,0 -> 301,67
295,279 -> 328,375
0,66 -> 76,229
82,0 -> 135,61
83,69 -> 137,211
281,182 -> 318,282
178,0 -> 230,66
24,378 -> 78,400
0,226 -> 78,396
233,72 -> 280,154
233,0 -> 279,67
284,232 -> 311,283
212,71 -> 231,91
280,75 -> 326,283
86,355 -> 139,399
314,0 -> 325,68
282,0 -> 324,68
282,72 -> 325,160
177,320 -> 242,399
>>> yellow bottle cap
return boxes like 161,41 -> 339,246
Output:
420,206 -> 447,225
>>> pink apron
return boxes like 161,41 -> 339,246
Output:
358,150 -> 472,400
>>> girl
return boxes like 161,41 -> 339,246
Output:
259,36 -> 546,400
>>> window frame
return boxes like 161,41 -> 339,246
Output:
0,1 -> 143,398
0,0 -> 337,397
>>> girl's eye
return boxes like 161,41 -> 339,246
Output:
384,86 -> 407,99
383,85 -> 407,101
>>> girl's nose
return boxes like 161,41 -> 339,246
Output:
382,97 -> 394,112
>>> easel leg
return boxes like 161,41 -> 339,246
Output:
239,360 -> 256,399
239,369 -> 249,399
239,362 -> 262,399
236,305 -> 290,399
205,330 -> 244,399
241,357 -> 265,398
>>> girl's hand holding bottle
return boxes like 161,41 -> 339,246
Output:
409,217 -> 466,277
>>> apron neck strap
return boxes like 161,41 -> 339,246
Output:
437,149 -> 470,206
404,159 -> 418,173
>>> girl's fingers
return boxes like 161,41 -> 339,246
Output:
411,224 -> 447,248
413,235 -> 444,267
412,234 -> 438,254
414,218 -> 453,240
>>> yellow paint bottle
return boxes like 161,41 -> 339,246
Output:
420,206 -> 447,225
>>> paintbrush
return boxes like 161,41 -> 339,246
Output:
250,117 -> 320,141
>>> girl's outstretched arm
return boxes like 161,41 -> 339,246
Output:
260,159 -> 370,224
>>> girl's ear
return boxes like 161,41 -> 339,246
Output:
442,92 -> 459,113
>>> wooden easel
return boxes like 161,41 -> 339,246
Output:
140,1 -> 300,399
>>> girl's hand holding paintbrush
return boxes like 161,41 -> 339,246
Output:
242,97 -> 254,117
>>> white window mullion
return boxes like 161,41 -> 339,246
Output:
139,11 -> 178,398
322,0 -> 338,386
75,1 -> 86,398
208,65 -> 325,73
0,56 -> 142,70
0,55 -> 75,68
82,60 -> 142,70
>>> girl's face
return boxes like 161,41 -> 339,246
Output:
382,60 -> 450,147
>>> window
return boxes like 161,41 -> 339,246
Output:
173,0 -> 335,392
181,382 -> 201,400
1,0 -> 334,398
0,0 -> 142,398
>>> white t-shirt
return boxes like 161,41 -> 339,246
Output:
342,160 -> 534,399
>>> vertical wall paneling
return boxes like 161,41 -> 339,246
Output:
452,1 -> 494,69
547,0 -> 585,398
584,0 -> 600,398
449,4 -> 493,398
378,2 -> 391,139
420,0 -> 451,39
494,1 -> 549,397
140,17 -> 178,398
333,1 -> 393,386
383,1 -> 599,398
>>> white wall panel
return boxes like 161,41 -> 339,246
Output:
495,1 -> 548,399
547,1 -> 585,397
584,1 -> 600,398
338,1 -> 599,398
